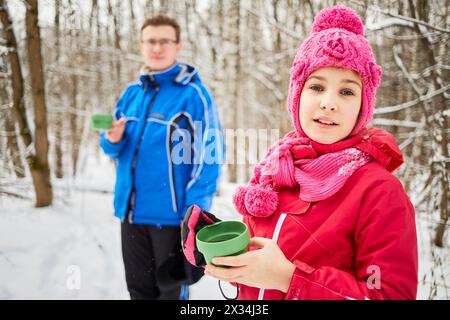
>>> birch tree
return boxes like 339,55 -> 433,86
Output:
0,0 -> 53,206
25,0 -> 53,206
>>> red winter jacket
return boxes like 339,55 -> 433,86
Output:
238,128 -> 418,300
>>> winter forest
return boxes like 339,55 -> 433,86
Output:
0,0 -> 449,299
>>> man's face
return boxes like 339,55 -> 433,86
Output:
139,25 -> 181,71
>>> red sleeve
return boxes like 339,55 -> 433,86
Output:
285,177 -> 418,300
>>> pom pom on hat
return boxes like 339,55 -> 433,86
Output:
312,5 -> 364,35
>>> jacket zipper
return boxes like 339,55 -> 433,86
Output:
127,80 -> 160,224
258,213 -> 287,300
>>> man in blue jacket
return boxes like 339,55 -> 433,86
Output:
99,14 -> 223,300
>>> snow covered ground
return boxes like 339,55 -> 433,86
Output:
0,152 -> 237,300
0,152 -> 448,299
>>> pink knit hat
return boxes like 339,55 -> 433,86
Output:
287,5 -> 382,137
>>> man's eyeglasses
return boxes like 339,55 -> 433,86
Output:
141,38 -> 178,49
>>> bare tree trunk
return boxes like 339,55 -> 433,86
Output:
89,0 -> 103,113
144,0 -> 154,17
128,0 -> 136,45
128,0 -> 137,83
184,2 -> 195,63
0,0 -> 32,149
0,76 -> 25,178
160,0 -> 169,12
108,0 -> 121,87
64,0 -> 81,177
409,0 -> 449,247
25,0 -> 53,207
114,1 -> 121,83
2,0 -> 53,205
0,40 -> 25,178
89,0 -> 99,45
4,103 -> 25,179
226,1 -> 241,183
70,74 -> 79,176
270,0 -> 290,134
54,0 -> 63,179
203,1 -> 220,98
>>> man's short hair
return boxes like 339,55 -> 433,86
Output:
140,14 -> 181,43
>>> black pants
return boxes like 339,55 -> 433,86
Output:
121,221 -> 189,300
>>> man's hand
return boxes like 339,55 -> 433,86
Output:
204,237 -> 296,293
105,118 -> 126,143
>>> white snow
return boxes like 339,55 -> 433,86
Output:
0,151 -> 448,299
0,152 -> 237,300
366,17 -> 414,32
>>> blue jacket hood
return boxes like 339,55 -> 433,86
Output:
138,62 -> 200,90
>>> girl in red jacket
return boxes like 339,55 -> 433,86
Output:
204,5 -> 418,300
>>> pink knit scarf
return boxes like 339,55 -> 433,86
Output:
233,131 -> 372,218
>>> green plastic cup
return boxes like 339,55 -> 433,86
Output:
196,220 -> 250,266
91,113 -> 113,130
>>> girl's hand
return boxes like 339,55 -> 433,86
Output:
106,118 -> 126,143
204,237 -> 296,293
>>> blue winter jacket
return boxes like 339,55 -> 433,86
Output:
100,62 -> 224,226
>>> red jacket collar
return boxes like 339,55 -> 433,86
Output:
354,128 -> 404,172
311,135 -> 362,155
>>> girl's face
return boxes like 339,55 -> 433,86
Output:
299,67 -> 362,144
